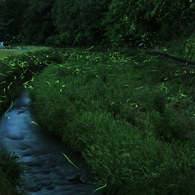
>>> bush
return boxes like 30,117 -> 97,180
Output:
0,148 -> 24,194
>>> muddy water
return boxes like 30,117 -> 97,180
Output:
0,90 -> 103,195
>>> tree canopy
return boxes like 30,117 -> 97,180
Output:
0,0 -> 194,46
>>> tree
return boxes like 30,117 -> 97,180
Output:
103,0 -> 195,46
51,0 -> 111,46
51,0 -> 79,45
23,0 -> 55,44
76,0 -> 111,45
0,0 -> 28,42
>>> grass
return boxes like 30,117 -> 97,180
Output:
153,33 -> 195,62
0,148 -> 24,195
0,46 -> 63,113
0,46 -> 64,194
29,48 -> 195,194
0,45 -> 50,58
0,44 -> 195,194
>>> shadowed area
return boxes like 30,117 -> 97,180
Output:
0,90 -> 103,195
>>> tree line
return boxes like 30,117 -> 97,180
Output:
0,0 -> 194,47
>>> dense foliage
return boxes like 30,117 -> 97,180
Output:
29,49 -> 195,194
0,0 -> 28,42
104,0 -> 195,46
23,0 -> 55,44
0,0 -> 194,46
0,148 -> 24,194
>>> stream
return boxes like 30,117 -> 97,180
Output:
0,90 -> 103,195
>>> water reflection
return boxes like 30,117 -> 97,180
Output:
0,90 -> 102,195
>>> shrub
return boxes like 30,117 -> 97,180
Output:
0,148 -> 24,194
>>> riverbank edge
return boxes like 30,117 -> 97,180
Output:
28,48 -> 195,193
1,43 -> 195,194
0,48 -> 61,194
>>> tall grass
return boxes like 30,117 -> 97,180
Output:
0,47 -> 64,113
0,46 -> 64,194
0,148 -> 24,195
161,33 -> 195,61
0,45 -> 50,58
29,49 -> 195,194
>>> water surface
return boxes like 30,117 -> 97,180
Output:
0,90 -> 103,195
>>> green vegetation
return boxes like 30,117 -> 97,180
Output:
0,148 -> 24,195
0,1 -> 194,54
0,47 -> 63,194
164,33 -> 195,61
0,0 -> 194,194
29,49 -> 195,194
0,46 -> 62,113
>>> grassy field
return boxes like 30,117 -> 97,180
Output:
1,43 -> 195,194
29,48 -> 195,194
0,46 -> 50,58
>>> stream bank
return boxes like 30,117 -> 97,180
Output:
0,89 -> 103,195
1,47 -> 195,194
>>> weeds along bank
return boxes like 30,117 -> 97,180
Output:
150,34 -> 195,63
0,48 -> 63,194
0,48 -> 63,113
0,149 -> 24,195
29,48 -> 195,194
165,34 -> 195,62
